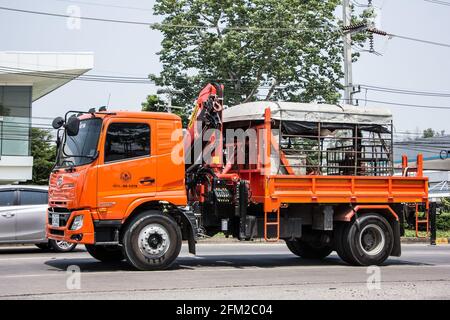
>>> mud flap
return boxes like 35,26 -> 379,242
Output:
391,220 -> 402,257
179,208 -> 197,255
188,233 -> 196,255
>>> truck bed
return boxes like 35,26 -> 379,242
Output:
263,175 -> 428,212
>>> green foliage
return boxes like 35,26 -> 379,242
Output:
441,197 -> 450,212
423,128 -> 436,138
150,0 -> 368,110
141,94 -> 167,112
437,212 -> 450,231
29,128 -> 56,185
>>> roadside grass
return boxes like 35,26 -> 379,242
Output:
404,229 -> 450,238
215,229 -> 450,239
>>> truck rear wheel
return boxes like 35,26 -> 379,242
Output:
85,245 -> 124,262
334,223 -> 357,265
122,211 -> 182,271
285,239 -> 333,259
339,213 -> 394,266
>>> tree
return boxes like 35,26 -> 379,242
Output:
423,128 -> 436,138
150,0 -> 368,109
29,128 -> 56,185
141,94 -> 166,112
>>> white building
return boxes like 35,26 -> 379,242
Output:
0,52 -> 93,184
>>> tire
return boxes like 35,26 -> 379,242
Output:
343,213 -> 394,266
285,239 -> 333,259
122,211 -> 182,271
85,244 -> 124,262
49,240 -> 77,253
334,222 -> 357,265
35,243 -> 50,250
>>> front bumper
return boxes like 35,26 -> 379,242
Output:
47,209 -> 95,244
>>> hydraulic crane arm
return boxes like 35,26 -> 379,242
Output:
183,83 -> 224,172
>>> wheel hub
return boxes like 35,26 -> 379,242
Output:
56,241 -> 73,250
138,224 -> 170,258
359,224 -> 385,256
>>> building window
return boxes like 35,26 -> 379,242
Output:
0,86 -> 32,156
104,123 -> 150,163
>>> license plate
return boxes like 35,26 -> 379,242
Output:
52,214 -> 60,227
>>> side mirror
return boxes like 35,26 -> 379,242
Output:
65,116 -> 80,136
52,117 -> 65,129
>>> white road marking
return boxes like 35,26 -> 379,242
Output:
1,262 -> 450,280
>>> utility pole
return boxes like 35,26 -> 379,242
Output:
343,0 -> 353,105
157,88 -> 183,113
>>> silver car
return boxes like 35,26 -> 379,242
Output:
0,185 -> 76,252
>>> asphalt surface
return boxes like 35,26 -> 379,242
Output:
0,243 -> 449,300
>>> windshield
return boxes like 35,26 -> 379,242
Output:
56,118 -> 102,168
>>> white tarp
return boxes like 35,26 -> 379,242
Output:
223,101 -> 392,125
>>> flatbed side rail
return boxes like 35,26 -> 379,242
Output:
264,175 -> 428,212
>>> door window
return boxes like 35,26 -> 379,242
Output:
19,191 -> 48,205
104,123 -> 150,163
0,190 -> 15,206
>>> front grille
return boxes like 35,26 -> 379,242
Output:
49,207 -> 71,213
48,207 -> 71,227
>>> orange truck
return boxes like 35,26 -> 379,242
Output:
47,84 -> 428,270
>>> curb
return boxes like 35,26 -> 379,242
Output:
436,238 -> 449,244
196,237 -> 448,245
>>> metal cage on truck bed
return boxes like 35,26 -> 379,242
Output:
223,102 -> 428,241
223,101 -> 394,177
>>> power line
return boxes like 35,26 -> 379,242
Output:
0,66 -> 155,84
358,99 -> 450,110
5,65 -> 450,112
2,5 -> 450,49
424,0 -> 450,7
359,84 -> 450,97
0,6 -> 158,27
0,66 -> 152,81
386,32 -> 450,49
0,66 -> 286,91
0,6 -> 305,32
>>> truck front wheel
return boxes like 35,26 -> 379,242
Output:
122,211 -> 182,271
340,213 -> 394,266
285,239 -> 333,259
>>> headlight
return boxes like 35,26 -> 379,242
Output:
70,215 -> 84,231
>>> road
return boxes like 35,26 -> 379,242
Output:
0,243 -> 449,299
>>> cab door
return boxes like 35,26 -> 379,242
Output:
96,118 -> 156,220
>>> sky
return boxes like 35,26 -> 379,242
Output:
1,0 -> 450,139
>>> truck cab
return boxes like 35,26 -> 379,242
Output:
47,111 -> 192,270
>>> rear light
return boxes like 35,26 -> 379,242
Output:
70,215 -> 84,230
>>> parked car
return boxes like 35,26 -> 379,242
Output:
0,185 -> 76,252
